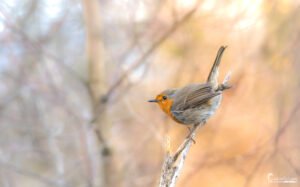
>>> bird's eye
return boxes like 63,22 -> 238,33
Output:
162,95 -> 167,100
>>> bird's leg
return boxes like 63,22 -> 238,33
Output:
186,120 -> 207,143
186,126 -> 196,144
186,126 -> 192,133
186,127 -> 196,144
186,124 -> 198,144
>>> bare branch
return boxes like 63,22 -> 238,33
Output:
105,4 -> 200,100
159,123 -> 202,187
0,162 -> 63,187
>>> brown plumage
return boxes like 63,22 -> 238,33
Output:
148,46 -> 230,125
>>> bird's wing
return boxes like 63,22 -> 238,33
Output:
172,83 -> 220,111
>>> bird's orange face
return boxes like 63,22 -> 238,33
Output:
148,94 -> 174,115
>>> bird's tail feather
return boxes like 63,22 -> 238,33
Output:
207,46 -> 227,85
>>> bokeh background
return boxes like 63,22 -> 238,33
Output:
0,0 -> 299,187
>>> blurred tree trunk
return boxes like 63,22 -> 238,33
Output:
82,0 -> 113,187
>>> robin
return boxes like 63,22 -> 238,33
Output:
148,46 -> 230,126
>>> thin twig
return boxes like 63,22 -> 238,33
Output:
0,161 -> 64,187
159,123 -> 202,187
105,4 -> 200,100
90,4 -> 200,123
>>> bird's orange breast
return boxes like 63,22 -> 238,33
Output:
157,99 -> 173,114
158,99 -> 182,124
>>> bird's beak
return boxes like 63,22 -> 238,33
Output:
148,99 -> 158,103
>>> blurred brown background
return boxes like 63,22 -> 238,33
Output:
0,0 -> 299,187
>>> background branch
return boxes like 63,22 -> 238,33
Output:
105,3 -> 200,100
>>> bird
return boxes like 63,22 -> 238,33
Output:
148,46 -> 230,127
